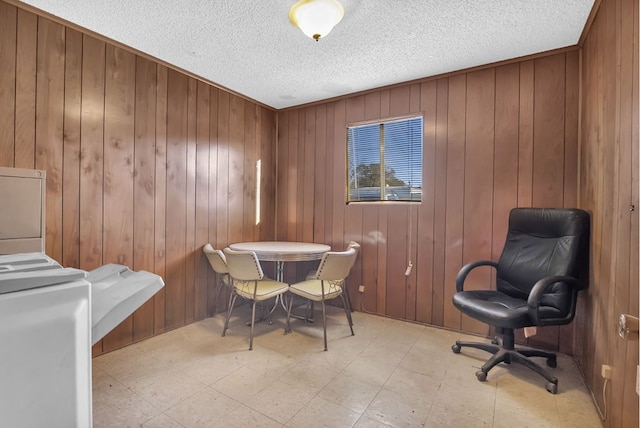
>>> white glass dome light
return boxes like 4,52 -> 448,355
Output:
289,0 -> 345,41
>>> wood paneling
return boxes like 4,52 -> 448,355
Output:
165,70 -> 188,330
194,80 -> 211,321
461,68 -> 496,335
35,18 -> 65,262
442,74 -> 466,331
79,34 -> 105,274
15,9 -> 37,169
517,61 -> 534,207
62,28 -> 82,269
207,87 -> 220,313
228,94 -> 245,244
2,2 -> 637,423
101,45 -> 136,352
431,79 -> 449,326
415,81 -> 437,324
184,78 -> 197,325
0,2 -> 16,166
132,56 -> 157,341
277,51 -> 582,339
528,54 -> 568,352
276,23 -> 638,423
153,65 -> 168,334
260,108 -> 276,242
0,1 -> 277,354
215,91 -> 230,248
578,0 -> 639,426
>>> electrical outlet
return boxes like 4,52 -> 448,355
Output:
358,285 -> 365,293
601,364 -> 613,379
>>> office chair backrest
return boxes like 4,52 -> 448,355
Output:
496,208 -> 590,313
203,244 -> 229,274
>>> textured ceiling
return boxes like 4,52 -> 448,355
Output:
19,0 -> 595,109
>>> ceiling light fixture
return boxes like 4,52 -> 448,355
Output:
289,0 -> 344,41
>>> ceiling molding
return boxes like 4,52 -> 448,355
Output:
7,0 -> 277,111
578,0 -> 603,47
10,0 -> 595,110
279,45 -> 581,112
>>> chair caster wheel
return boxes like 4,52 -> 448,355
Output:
546,357 -> 557,368
476,370 -> 487,381
452,344 -> 461,353
546,382 -> 558,394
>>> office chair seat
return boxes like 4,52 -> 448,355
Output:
453,290 -> 567,328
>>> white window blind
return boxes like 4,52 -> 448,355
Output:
347,116 -> 423,202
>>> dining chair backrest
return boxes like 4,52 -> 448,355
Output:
346,241 -> 360,268
223,247 -> 264,281
315,247 -> 357,282
203,244 -> 229,274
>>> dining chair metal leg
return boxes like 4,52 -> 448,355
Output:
246,300 -> 277,326
211,278 -> 224,317
321,299 -> 328,351
285,294 -> 294,334
222,293 -> 238,337
305,299 -> 312,322
227,291 -> 234,315
265,300 -> 274,325
342,281 -> 353,313
249,300 -> 258,350
340,293 -> 354,335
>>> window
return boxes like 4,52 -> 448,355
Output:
347,115 -> 423,202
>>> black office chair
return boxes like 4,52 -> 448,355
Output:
451,208 -> 590,394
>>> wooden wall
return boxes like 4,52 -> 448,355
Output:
277,50 -> 581,354
2,1 -> 637,424
578,0 -> 639,426
0,1 -> 277,355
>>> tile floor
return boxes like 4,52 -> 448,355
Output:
92,304 -> 602,427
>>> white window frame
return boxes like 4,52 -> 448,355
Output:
346,114 -> 423,203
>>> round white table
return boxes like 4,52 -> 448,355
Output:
229,241 -> 330,262
229,241 -> 331,281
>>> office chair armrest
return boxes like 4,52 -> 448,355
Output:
527,275 -> 583,325
456,260 -> 498,292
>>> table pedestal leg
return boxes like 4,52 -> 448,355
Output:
276,261 -> 284,282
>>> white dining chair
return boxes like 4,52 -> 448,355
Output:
203,244 -> 233,318
222,247 -> 289,350
305,240 -> 360,313
286,247 -> 357,351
